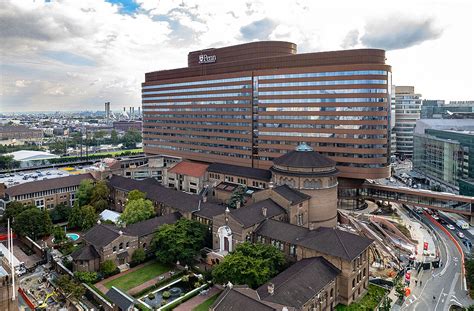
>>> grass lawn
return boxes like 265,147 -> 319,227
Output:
335,284 -> 387,311
192,293 -> 220,311
104,261 -> 170,292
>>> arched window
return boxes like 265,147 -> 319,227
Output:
330,288 -> 334,299
113,246 -> 117,252
126,242 -> 130,248
119,242 -> 123,250
352,279 -> 355,288
143,243 -> 147,249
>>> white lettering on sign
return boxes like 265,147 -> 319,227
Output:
198,54 -> 217,64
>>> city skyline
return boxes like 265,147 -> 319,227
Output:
1,0 -> 473,112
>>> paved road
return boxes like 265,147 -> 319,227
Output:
401,214 -> 472,310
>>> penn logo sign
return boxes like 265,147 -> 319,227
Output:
198,54 -> 217,64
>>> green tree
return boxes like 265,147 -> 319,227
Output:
2,201 -> 34,222
68,205 -> 98,230
0,155 -> 20,170
49,138 -> 67,155
100,260 -> 118,277
75,179 -> 94,207
119,198 -> 154,225
52,226 -> 67,244
132,248 -> 146,264
90,180 -> 109,212
395,281 -> 405,301
152,219 -> 208,265
228,185 -> 247,209
110,130 -> 119,144
57,275 -> 85,300
13,208 -> 52,240
127,189 -> 146,201
74,271 -> 98,284
122,128 -> 142,149
212,242 -> 286,289
49,203 -> 71,223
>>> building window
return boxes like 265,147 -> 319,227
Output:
289,245 -> 296,256
126,242 -> 130,248
113,246 -> 117,253
352,279 -> 355,289
143,243 -> 147,249
119,242 -> 123,250
330,288 -> 334,299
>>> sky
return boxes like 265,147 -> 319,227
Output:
0,0 -> 473,112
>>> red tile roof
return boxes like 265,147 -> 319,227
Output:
168,161 -> 209,178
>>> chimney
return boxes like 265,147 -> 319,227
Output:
267,283 -> 274,295
262,207 -> 267,217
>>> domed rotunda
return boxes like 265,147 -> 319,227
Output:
271,143 -> 339,229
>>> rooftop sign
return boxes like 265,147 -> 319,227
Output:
198,54 -> 216,64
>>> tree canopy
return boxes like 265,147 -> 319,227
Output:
2,201 -> 34,223
153,218 -> 208,265
127,189 -> 147,201
68,205 -> 98,230
212,242 -> 286,289
75,179 -> 94,208
49,203 -> 71,223
0,155 -> 20,170
228,185 -> 247,209
119,198 -> 154,225
122,128 -> 142,149
90,180 -> 110,212
13,207 -> 53,240
57,275 -> 85,300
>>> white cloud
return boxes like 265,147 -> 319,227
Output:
0,0 -> 473,112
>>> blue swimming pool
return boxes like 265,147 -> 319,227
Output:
66,233 -> 80,241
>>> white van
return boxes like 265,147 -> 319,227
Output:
456,219 -> 469,230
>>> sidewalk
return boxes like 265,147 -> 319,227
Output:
174,286 -> 221,311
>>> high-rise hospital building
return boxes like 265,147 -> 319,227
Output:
142,41 -> 392,180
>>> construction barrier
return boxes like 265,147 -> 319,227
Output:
18,287 -> 35,309
423,211 -> 465,275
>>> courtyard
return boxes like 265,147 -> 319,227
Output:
99,261 -> 171,293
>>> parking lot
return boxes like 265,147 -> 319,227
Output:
0,168 -> 73,187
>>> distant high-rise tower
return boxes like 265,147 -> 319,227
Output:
394,86 -> 422,158
105,102 -> 111,122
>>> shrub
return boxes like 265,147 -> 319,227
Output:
100,260 -> 118,277
194,281 -> 201,288
132,248 -> 146,265
74,271 -> 98,284
181,275 -> 189,283
162,291 -> 171,299
148,293 -> 155,300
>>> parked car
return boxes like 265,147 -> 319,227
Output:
458,232 -> 465,239
446,224 -> 455,230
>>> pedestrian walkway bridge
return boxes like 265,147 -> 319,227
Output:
340,182 -> 474,216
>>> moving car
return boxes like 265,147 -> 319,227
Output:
446,224 -> 455,230
457,231 -> 465,239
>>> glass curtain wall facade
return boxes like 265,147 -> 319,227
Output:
394,86 -> 422,158
142,41 -> 392,179
413,129 -> 473,193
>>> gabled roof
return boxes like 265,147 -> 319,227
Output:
230,199 -> 286,228
207,163 -> 272,181
211,286 -> 281,311
296,227 -> 373,261
273,185 -> 310,205
106,286 -> 135,310
255,220 -> 373,261
108,175 -> 219,214
193,203 -> 226,219
168,161 -> 209,178
82,224 -> 127,249
255,219 -> 309,245
71,245 -> 100,261
5,173 -> 94,197
124,212 -> 181,237
257,257 -> 340,308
